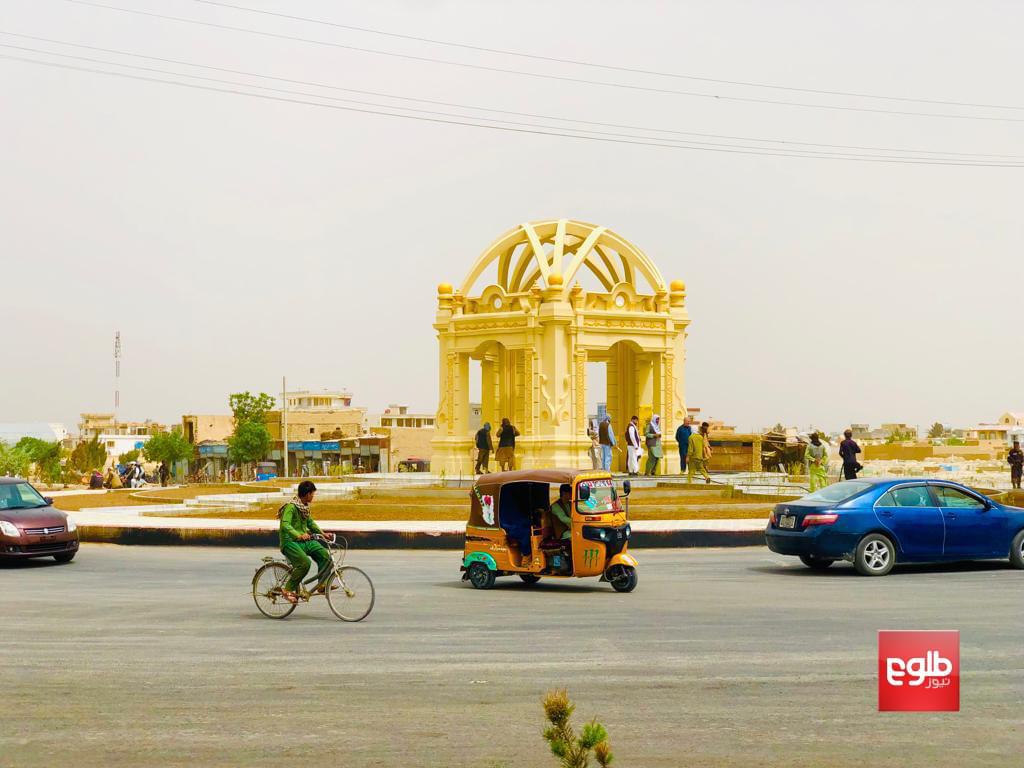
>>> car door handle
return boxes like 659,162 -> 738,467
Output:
944,513 -> 957,519
879,510 -> 893,517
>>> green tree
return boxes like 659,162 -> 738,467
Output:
68,436 -> 108,473
0,441 -> 32,478
928,422 -> 945,439
885,428 -> 915,444
118,449 -> 141,465
227,420 -> 271,464
229,392 -> 276,424
15,438 -> 64,483
144,428 -> 194,467
541,689 -> 614,768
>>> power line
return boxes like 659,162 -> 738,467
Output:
64,0 -> 1024,124
191,0 -> 1024,113
4,31 -> 1018,161
4,53 -> 1021,167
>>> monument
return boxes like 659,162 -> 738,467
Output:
432,219 -> 689,474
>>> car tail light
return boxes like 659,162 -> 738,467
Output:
768,510 -> 777,525
802,513 -> 839,527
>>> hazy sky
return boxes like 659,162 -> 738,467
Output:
2,0 -> 1022,433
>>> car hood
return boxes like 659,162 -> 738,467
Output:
0,506 -> 68,529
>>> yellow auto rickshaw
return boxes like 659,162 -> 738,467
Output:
461,469 -> 638,592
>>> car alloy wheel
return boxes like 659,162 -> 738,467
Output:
863,540 -> 890,571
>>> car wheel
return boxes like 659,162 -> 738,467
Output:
1010,529 -> 1024,569
467,562 -> 496,589
519,574 -> 541,585
854,533 -> 895,576
799,554 -> 834,570
609,565 -> 638,593
53,552 -> 76,564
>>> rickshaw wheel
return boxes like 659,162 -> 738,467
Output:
609,565 -> 638,593
468,562 -> 496,589
518,574 -> 541,585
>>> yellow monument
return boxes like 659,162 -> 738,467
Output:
432,219 -> 689,474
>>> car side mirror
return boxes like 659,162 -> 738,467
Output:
622,480 -> 631,497
43,496 -> 54,506
578,484 -> 590,502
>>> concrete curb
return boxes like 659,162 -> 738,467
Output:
79,525 -> 766,549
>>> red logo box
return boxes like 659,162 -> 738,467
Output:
878,630 -> 959,712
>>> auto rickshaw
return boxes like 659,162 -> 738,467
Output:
460,469 -> 638,592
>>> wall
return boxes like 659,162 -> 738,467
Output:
265,409 -> 366,441
377,427 -> 435,464
182,414 -> 234,444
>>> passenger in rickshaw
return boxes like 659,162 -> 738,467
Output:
549,484 -> 573,545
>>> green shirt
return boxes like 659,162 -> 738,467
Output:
279,503 -> 323,548
551,499 -> 573,540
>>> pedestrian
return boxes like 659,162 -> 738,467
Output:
644,414 -> 664,476
474,422 -> 493,474
598,414 -> 616,471
839,429 -> 862,480
1008,439 -> 1023,490
675,417 -> 692,474
495,418 -> 520,471
805,432 -> 828,492
587,419 -> 602,469
625,415 -> 641,476
158,461 -> 169,487
687,422 -> 712,484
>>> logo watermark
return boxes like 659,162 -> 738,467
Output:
878,630 -> 959,712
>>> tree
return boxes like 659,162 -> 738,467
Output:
118,449 -> 141,465
68,436 -> 107,473
541,689 -> 613,768
227,391 -> 275,471
229,392 -> 276,425
15,437 -> 63,484
144,428 -> 194,467
227,420 -> 271,465
928,422 -> 945,439
0,441 -> 31,478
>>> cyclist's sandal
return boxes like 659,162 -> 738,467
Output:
280,589 -> 299,604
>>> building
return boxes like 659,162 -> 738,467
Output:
78,413 -> 165,439
283,389 -> 353,410
377,404 -> 435,430
264,389 -> 367,474
181,414 -> 234,445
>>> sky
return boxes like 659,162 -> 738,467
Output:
1,0 -> 1022,434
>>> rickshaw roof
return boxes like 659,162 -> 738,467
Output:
473,468 -> 605,489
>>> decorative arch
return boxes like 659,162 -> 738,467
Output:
460,219 -> 666,298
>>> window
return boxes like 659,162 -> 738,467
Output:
802,481 -> 872,504
877,485 -> 933,507
933,485 -> 987,510
0,482 -> 46,510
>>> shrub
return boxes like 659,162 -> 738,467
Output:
541,689 -> 614,768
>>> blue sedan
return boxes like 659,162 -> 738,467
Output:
765,478 -> 1024,576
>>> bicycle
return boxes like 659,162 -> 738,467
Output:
252,534 -> 375,621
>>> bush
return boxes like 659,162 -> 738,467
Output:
541,689 -> 614,768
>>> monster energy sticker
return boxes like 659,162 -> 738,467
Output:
583,548 -> 600,567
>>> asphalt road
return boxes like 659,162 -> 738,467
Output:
1,545 -> 1022,767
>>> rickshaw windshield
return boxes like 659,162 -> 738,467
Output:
576,478 -> 618,513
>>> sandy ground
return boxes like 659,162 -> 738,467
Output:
1,545 -> 1021,767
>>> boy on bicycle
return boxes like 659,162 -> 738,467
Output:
279,480 -> 334,603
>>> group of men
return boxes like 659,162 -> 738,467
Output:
474,418 -> 521,474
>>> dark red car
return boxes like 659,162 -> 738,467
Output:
0,478 -> 79,563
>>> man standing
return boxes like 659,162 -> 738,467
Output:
495,418 -> 520,471
805,432 -> 828,492
474,422 -> 493,474
644,414 -> 663,476
598,415 -> 616,471
625,415 -> 641,476
839,429 -> 862,480
1008,439 -> 1023,490
675,417 -> 692,474
687,422 -> 712,484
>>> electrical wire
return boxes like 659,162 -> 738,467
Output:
64,0 -> 1024,124
4,31 -> 1019,161
3,52 -> 1022,167
190,0 -> 1024,113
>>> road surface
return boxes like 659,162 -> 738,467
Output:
1,545 -> 1022,767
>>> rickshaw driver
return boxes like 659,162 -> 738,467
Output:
550,483 -> 574,547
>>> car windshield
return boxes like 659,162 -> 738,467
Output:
800,480 -> 872,504
576,478 -> 618,513
0,482 -> 48,510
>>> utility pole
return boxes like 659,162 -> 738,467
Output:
113,331 -> 121,420
282,376 -> 289,478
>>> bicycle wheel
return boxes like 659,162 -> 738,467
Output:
253,562 -> 297,619
325,566 -> 375,622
